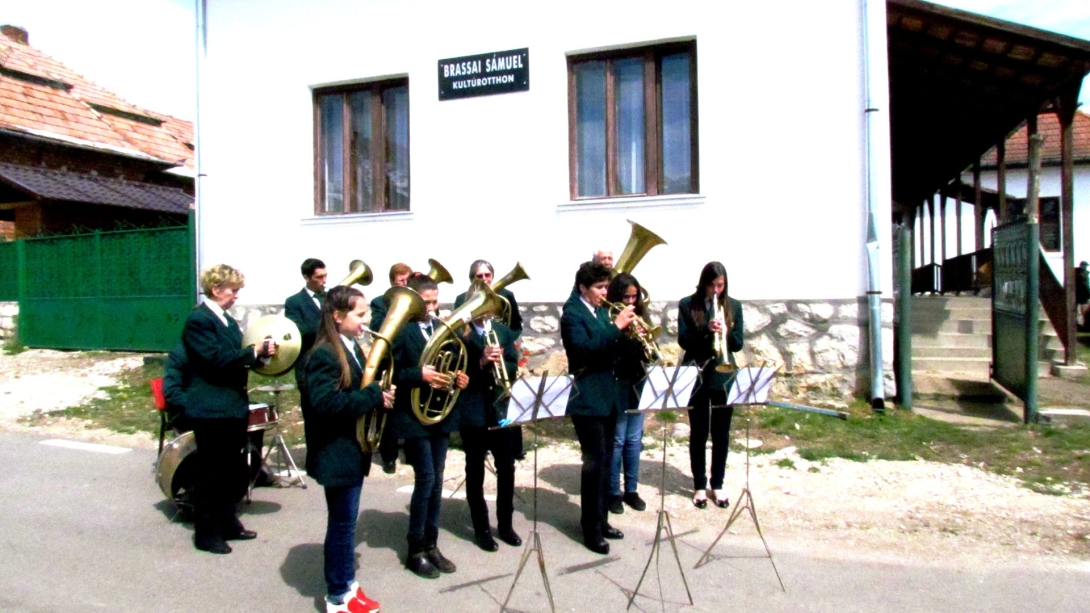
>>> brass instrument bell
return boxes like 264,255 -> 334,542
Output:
426,258 -> 453,285
241,315 -> 302,377
490,261 -> 530,326
336,259 -> 373,287
612,220 -> 668,277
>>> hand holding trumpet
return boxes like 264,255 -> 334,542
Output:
480,344 -> 503,368
612,304 -> 636,331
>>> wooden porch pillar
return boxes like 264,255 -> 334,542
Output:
940,192 -> 948,264
997,139 -> 1007,223
955,183 -> 963,256
1058,92 -> 1078,365
928,194 -> 936,265
973,162 -> 984,250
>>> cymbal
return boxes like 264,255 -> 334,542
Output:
255,384 -> 295,392
242,315 -> 302,377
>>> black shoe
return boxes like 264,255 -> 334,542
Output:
497,527 -> 522,547
475,531 -> 498,552
608,495 -> 624,515
382,459 -> 396,474
225,529 -> 257,541
623,492 -> 647,511
253,471 -> 274,488
407,551 -> 440,579
194,536 -> 231,554
583,537 -> 609,555
602,524 -> 624,540
425,545 -> 456,573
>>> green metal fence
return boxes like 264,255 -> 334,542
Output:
13,226 -> 193,351
0,240 -> 17,301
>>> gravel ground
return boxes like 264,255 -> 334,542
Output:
3,349 -> 1089,565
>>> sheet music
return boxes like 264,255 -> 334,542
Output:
502,375 -> 574,424
637,365 -> 701,411
726,365 -> 777,404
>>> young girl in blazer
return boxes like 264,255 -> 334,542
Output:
302,285 -> 394,613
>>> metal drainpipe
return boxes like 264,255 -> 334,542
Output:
193,0 -> 205,302
862,0 -> 888,410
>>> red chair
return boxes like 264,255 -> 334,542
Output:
150,377 -> 169,455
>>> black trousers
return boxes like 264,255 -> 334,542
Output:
571,413 -> 617,542
460,425 -> 518,535
190,417 -> 249,541
378,416 -> 399,465
687,387 -> 734,491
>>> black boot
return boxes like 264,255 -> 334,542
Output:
497,523 -> 522,547
425,539 -> 457,574
406,538 -> 439,579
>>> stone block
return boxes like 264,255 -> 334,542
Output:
812,332 -> 859,372
766,303 -> 788,316
529,315 -> 559,334
838,302 -> 859,320
796,302 -> 835,323
743,303 -> 771,333
0,303 -> 18,317
746,333 -> 783,368
776,318 -> 818,341
665,308 -> 679,336
521,336 -> 556,356
784,341 -> 813,373
533,305 -> 550,313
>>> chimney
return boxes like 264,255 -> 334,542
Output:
1,25 -> 29,45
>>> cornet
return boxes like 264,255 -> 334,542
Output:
603,300 -> 662,363
711,299 -> 735,374
483,328 -> 511,393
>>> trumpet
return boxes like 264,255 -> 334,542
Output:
412,282 -> 506,425
603,300 -> 663,363
356,286 -> 427,451
711,299 -> 735,374
483,328 -> 511,393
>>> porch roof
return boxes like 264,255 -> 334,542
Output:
0,162 -> 192,214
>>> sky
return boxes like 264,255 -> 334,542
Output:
0,0 -> 1088,122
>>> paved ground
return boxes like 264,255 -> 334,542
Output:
1,430 -> 1087,613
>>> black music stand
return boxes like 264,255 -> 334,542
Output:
625,363 -> 701,612
494,370 -> 576,613
693,362 -> 785,592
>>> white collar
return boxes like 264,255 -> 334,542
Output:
473,319 -> 492,336
204,299 -> 230,326
579,296 -> 597,314
340,334 -> 360,366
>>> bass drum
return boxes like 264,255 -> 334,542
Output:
156,431 -> 198,505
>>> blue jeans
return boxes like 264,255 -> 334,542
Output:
402,434 -> 450,544
610,410 -> 644,496
323,482 -> 363,601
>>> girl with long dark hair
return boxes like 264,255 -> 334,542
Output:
606,272 -> 650,514
677,262 -> 744,509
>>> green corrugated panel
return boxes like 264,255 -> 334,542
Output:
0,242 -> 16,301
19,226 -> 192,351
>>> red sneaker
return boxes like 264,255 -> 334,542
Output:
347,581 -> 380,613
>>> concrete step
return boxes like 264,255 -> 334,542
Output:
912,319 -> 992,335
912,346 -> 991,359
911,333 -> 991,349
912,374 -> 1008,401
912,296 -> 991,309
910,306 -> 992,320
912,357 -> 991,376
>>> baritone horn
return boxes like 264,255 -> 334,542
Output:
356,286 -> 427,451
412,282 -> 506,425
490,261 -> 530,326
336,259 -> 373,287
426,258 -> 453,285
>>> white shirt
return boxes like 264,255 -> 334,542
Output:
307,288 -> 322,310
418,319 -> 434,339
340,334 -> 361,368
579,296 -> 598,317
203,299 -> 230,327
472,319 -> 492,337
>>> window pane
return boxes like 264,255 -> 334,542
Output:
614,58 -> 645,195
319,94 -> 344,213
383,85 -> 410,211
348,91 -> 374,212
574,61 -> 607,197
660,52 -> 692,194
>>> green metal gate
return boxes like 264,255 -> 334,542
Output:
991,221 -> 1039,423
13,226 -> 194,351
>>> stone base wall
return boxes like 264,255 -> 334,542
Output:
0,302 -> 17,343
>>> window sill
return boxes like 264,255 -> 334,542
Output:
301,211 -> 414,226
557,193 -> 705,213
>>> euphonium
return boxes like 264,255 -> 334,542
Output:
490,261 -> 530,326
336,259 -> 373,287
604,300 -> 663,363
612,220 -> 667,306
412,282 -> 506,425
711,299 -> 735,374
356,286 -> 427,451
426,258 -> 453,285
483,328 -> 511,393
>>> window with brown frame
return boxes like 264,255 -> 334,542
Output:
314,79 -> 409,214
568,42 -> 698,200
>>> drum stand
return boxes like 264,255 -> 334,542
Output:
262,386 -> 306,489
693,401 -> 785,592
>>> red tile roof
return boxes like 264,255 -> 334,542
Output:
0,28 -> 193,169
981,109 -> 1090,167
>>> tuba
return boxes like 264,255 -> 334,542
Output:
241,315 -> 302,377
612,220 -> 667,307
356,286 -> 427,451
489,261 -> 530,326
411,282 -> 506,425
426,258 -> 453,285
336,259 -> 373,287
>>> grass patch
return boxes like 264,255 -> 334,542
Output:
774,457 -> 795,470
3,332 -> 26,355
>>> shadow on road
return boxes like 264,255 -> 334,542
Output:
280,543 -> 325,612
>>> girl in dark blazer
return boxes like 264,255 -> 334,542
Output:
182,264 -> 276,554
561,261 -> 635,555
677,261 -> 744,509
607,273 -> 651,515
391,274 -> 468,579
455,283 -> 523,552
301,285 -> 391,613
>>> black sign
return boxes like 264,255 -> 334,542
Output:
438,48 -> 529,101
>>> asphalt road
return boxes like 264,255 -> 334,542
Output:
0,429 -> 1086,613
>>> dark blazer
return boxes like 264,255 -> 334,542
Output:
162,343 -> 191,426
561,292 -> 622,417
285,288 -> 322,356
182,303 -> 259,420
301,341 -> 386,487
456,322 -> 520,429
613,335 -> 649,415
369,295 -> 388,332
454,287 -> 522,335
677,295 -> 745,393
391,321 -> 461,439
